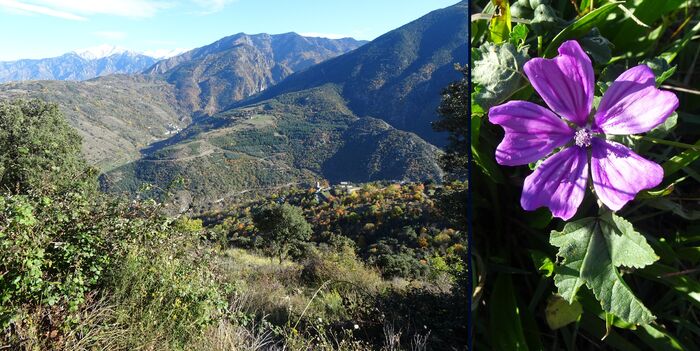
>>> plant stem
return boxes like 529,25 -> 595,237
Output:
630,135 -> 700,151
537,36 -> 543,56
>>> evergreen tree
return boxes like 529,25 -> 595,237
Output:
253,203 -> 312,263
432,65 -> 468,179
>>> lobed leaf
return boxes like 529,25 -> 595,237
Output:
550,213 -> 658,325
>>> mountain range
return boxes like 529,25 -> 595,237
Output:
0,1 -> 468,211
0,46 -> 177,82
0,34 -> 365,170
145,33 -> 368,116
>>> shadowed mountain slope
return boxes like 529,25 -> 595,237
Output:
241,1 -> 468,145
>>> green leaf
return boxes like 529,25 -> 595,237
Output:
645,199 -> 700,221
638,263 -> 700,309
510,3 -> 533,20
579,28 -> 612,64
605,0 -> 689,59
550,217 -> 594,302
471,112 -> 482,149
471,84 -> 485,117
471,2 -> 497,45
637,179 -> 680,199
529,250 -> 554,277
509,23 -> 529,47
677,246 -> 700,264
545,294 -> 582,329
641,57 -> 677,87
579,313 -> 643,351
602,212 -> 659,268
596,64 -> 626,95
638,324 -> 688,350
544,2 -> 622,58
579,0 -> 592,14
488,274 -> 530,351
661,139 -> 700,177
488,0 -> 512,44
472,42 -> 529,109
525,207 -> 553,229
659,19 -> 700,64
472,144 -> 505,184
550,212 -> 658,325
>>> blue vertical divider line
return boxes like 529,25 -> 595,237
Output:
465,1 -> 473,350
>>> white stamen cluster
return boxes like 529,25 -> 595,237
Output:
574,128 -> 592,148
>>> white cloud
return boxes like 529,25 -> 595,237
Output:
93,31 -> 127,40
40,0 -> 170,17
0,0 -> 86,20
191,0 -> 235,14
299,32 -> 354,40
0,0 -> 171,20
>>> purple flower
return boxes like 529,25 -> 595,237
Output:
488,40 -> 679,220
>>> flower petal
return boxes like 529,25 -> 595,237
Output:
489,100 -> 574,166
523,40 -> 594,126
521,146 -> 588,220
591,138 -> 663,211
594,65 -> 679,135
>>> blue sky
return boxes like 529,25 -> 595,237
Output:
0,0 -> 460,60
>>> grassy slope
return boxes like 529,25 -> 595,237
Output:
0,75 -> 190,171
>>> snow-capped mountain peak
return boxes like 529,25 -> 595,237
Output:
142,48 -> 190,59
73,44 -> 131,60
72,45 -> 189,60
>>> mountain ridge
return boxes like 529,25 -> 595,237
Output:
0,51 -> 160,82
239,1 -> 468,145
144,32 -> 368,116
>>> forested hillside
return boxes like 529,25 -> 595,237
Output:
101,85 -> 443,211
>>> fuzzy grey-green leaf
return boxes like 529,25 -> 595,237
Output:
472,42 -> 529,109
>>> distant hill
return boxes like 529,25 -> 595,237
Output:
144,33 -> 367,116
0,75 -> 190,170
242,1 -> 468,145
0,48 -> 162,82
101,85 -> 442,212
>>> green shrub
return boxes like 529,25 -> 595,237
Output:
0,100 -> 90,195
